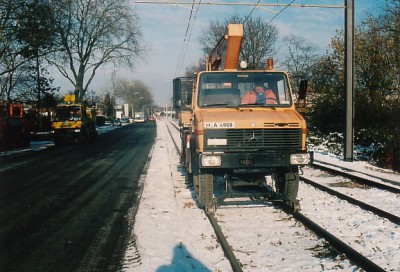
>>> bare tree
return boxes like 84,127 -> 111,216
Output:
241,16 -> 278,69
282,34 -> 319,79
0,0 -> 58,103
1,0 -> 26,100
48,0 -> 145,99
0,0 -> 18,73
114,79 -> 153,112
199,20 -> 226,54
199,15 -> 278,70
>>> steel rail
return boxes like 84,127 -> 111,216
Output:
166,121 -> 243,272
300,176 -> 400,225
313,160 -> 399,186
311,162 -> 400,194
291,211 -> 386,272
205,211 -> 243,272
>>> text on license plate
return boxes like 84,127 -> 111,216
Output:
204,122 -> 235,129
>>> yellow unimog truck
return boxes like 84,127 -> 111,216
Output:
50,94 -> 97,145
173,24 -> 312,213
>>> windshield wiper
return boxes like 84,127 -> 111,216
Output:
202,103 -> 229,107
239,103 -> 276,110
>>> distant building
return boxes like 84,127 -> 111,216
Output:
115,104 -> 123,119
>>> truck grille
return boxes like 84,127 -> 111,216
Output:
205,129 -> 302,151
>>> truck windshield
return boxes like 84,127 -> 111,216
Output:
54,106 -> 82,121
198,72 -> 292,108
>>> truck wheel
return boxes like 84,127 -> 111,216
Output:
273,167 -> 299,204
180,133 -> 186,162
197,173 -> 214,213
193,174 -> 199,193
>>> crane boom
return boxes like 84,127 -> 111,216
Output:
207,24 -> 243,71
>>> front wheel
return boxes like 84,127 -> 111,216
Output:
196,173 -> 214,213
273,167 -> 299,204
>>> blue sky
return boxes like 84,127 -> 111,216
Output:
56,0 -> 386,106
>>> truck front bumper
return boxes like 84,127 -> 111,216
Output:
50,128 -> 82,140
199,151 -> 313,169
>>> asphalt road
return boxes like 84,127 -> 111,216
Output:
0,122 -> 156,272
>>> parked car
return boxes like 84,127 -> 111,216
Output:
112,118 -> 122,126
121,117 -> 130,123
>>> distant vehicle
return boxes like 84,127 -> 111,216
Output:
148,116 -> 156,122
121,117 -> 130,123
51,94 -> 97,145
105,117 -> 112,126
0,100 -> 35,150
134,112 -> 147,123
112,118 -> 122,126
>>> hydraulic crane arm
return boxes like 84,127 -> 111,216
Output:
206,24 -> 243,71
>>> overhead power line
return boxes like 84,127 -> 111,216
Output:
134,1 -> 345,9
174,0 -> 201,77
266,0 -> 296,25
243,0 -> 261,24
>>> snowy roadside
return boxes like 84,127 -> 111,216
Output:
121,119 -> 231,271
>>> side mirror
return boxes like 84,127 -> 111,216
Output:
298,79 -> 308,100
296,79 -> 308,109
173,78 -> 182,109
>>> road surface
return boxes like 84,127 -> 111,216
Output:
0,122 -> 156,272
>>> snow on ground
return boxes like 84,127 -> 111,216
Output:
312,152 -> 400,185
302,167 -> 400,217
122,119 -> 400,271
2,120 -> 399,271
298,181 -> 400,271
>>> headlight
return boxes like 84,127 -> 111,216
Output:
290,153 -> 311,165
201,155 -> 221,167
74,129 -> 81,133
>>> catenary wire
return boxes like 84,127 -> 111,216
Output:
174,0 -> 201,77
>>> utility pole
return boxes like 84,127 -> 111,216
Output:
344,0 -> 354,161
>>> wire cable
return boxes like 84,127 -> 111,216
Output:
180,0 -> 201,74
243,0 -> 261,24
266,0 -> 297,25
174,0 -> 201,77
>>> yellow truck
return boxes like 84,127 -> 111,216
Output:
50,94 -> 97,145
173,24 -> 312,213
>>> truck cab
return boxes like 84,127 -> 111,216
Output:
174,24 -> 312,213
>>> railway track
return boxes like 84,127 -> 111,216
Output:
311,161 -> 400,193
166,120 -> 394,271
